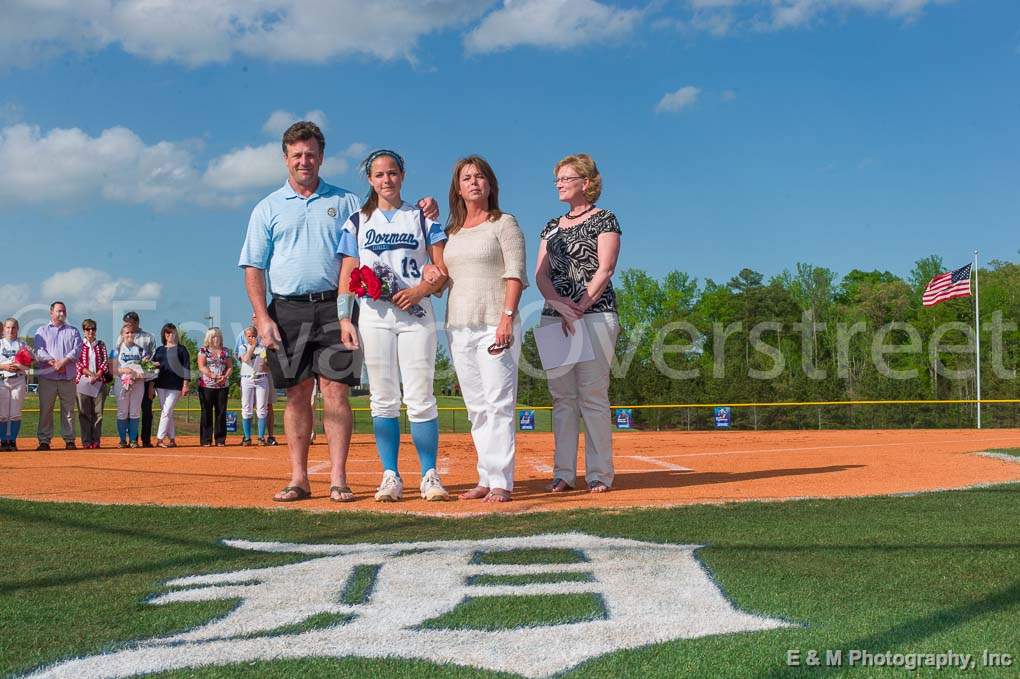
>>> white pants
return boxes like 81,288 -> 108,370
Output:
542,312 -> 620,487
359,301 -> 438,422
241,374 -> 270,419
116,381 -> 145,420
156,388 -> 182,439
448,323 -> 521,491
0,375 -> 26,421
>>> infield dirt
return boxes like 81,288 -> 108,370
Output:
2,429 -> 1019,515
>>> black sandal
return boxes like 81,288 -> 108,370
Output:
549,478 -> 573,492
329,486 -> 355,503
273,486 -> 311,502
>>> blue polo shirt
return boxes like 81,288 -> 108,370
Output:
238,179 -> 363,296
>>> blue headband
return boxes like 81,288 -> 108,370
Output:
361,149 -> 405,175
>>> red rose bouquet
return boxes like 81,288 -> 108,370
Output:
14,346 -> 33,367
349,264 -> 425,318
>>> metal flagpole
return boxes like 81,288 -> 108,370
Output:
974,250 -> 981,429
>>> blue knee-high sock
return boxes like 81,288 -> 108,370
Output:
242,417 -> 252,439
372,416 -> 401,475
117,419 -> 129,442
410,418 -> 439,476
128,418 -> 139,442
257,417 -> 267,438
10,420 -> 20,440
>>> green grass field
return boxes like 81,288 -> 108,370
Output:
2,485 -> 1017,677
10,393 -> 555,439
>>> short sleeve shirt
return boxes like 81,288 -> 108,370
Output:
238,180 -> 362,296
111,344 -> 144,370
540,210 -> 622,317
337,202 -> 446,294
198,347 -> 230,389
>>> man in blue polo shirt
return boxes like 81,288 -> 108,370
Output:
239,120 -> 436,503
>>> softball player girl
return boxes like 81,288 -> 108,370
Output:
238,326 -> 270,445
0,318 -> 29,451
110,323 -> 145,448
337,149 -> 450,501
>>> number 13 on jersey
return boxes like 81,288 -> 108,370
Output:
401,257 -> 421,279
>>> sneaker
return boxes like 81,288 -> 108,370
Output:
420,468 -> 450,502
130,441 -> 140,449
168,439 -> 177,448
142,441 -> 153,448
66,442 -> 77,450
241,438 -> 252,447
0,442 -> 9,452
374,470 -> 403,502
118,441 -> 130,449
36,442 -> 50,451
266,437 -> 279,446
257,437 -> 267,446
8,441 -> 16,452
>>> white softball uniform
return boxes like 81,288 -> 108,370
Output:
338,203 -> 446,421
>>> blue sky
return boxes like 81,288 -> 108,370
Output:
1,0 -> 1017,342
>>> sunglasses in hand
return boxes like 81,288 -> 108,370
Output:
487,335 -> 514,356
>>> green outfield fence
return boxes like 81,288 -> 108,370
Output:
11,398 -> 1020,437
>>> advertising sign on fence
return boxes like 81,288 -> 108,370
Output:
226,412 -> 237,433
714,406 -> 731,428
615,408 -> 633,429
518,410 -> 535,431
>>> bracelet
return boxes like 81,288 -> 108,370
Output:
336,293 -> 354,320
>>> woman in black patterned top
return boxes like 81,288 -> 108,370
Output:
535,153 -> 622,494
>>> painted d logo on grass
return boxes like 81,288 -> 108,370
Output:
30,533 -> 792,678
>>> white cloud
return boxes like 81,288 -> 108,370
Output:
39,268 -> 162,315
343,142 -> 369,158
0,1 -> 493,69
0,119 -> 362,207
465,0 -> 642,53
202,141 -> 350,192
655,86 -> 701,113
0,284 -> 31,309
0,123 -> 201,206
675,0 -> 955,34
261,109 -> 329,137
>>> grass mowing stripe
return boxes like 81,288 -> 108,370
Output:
339,564 -> 381,605
466,572 -> 594,586
470,548 -> 589,565
417,593 -> 608,630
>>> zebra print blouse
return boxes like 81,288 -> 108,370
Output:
539,209 -> 621,317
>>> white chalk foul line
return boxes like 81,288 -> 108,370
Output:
628,455 -> 693,472
643,435 -> 1020,459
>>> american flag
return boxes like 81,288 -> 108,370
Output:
922,263 -> 972,307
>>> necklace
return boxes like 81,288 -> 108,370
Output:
565,204 -> 596,220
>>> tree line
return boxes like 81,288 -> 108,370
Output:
514,256 -> 1020,430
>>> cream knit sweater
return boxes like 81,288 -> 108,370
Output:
443,213 -> 529,328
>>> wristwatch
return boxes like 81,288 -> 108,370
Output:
503,308 -> 514,318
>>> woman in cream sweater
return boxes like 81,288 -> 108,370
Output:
443,156 -> 528,503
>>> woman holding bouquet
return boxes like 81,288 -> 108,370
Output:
0,318 -> 31,451
110,323 -> 146,448
197,327 -> 231,447
337,149 -> 450,502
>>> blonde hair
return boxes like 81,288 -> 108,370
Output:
555,153 -> 602,203
446,156 -> 502,236
203,327 -> 224,348
3,317 -> 18,336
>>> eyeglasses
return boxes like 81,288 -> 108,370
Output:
554,176 -> 584,186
